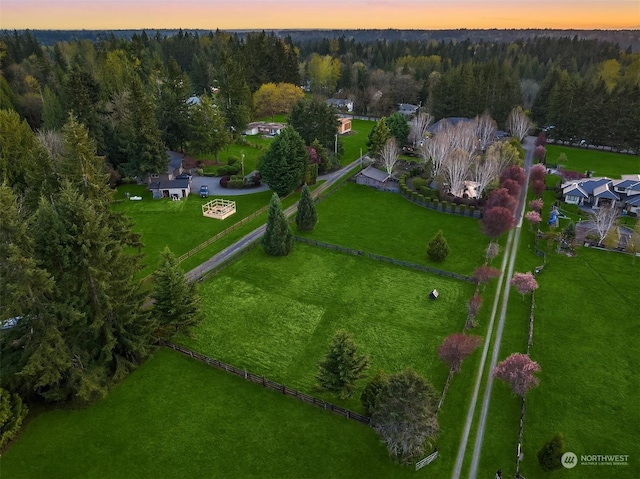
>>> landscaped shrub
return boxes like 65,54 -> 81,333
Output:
217,164 -> 241,176
219,175 -> 231,187
227,156 -> 239,166
433,198 -> 439,209
427,230 -> 449,262
227,179 -> 244,189
0,388 -> 28,448
412,178 -> 428,190
470,205 -> 476,217
441,200 -> 448,212
418,194 -> 425,205
459,204 -> 466,215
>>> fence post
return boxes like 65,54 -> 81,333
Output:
262,376 -> 265,387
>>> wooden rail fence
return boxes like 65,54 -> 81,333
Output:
160,340 -> 371,426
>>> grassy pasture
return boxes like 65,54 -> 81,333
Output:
178,243 -> 477,413
0,349 -> 418,479
546,145 -> 640,178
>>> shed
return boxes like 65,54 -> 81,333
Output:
338,117 -> 352,134
355,166 -> 391,189
149,179 -> 190,200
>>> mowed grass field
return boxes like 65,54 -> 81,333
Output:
178,243 -> 477,413
0,349 -> 418,479
546,145 -> 640,178
476,247 -> 640,478
304,182 -> 488,275
111,186 -> 273,278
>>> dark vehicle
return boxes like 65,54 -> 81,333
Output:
200,185 -> 209,198
176,173 -> 192,180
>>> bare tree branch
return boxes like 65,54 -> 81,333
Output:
590,205 -> 619,244
380,138 -> 399,175
408,112 -> 433,147
507,106 -> 533,141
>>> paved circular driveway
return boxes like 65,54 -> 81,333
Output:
190,175 -> 269,196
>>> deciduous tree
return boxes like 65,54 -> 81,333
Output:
511,272 -> 539,299
380,138 -> 399,175
438,333 -> 482,373
466,295 -> 483,328
486,188 -> 517,212
507,106 -> 533,141
528,198 -> 544,212
493,353 -> 541,398
295,184 -> 317,232
500,165 -> 526,186
408,112 -> 432,147
473,265 -> 502,287
590,206 -> 619,244
525,211 -> 542,231
481,206 -> 516,240
371,368 -> 439,464
262,193 -> 294,256
317,329 -> 369,399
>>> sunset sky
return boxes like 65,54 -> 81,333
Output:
1,0 -> 638,30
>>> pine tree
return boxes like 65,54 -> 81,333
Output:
367,117 -> 391,157
259,127 -> 309,197
152,247 -> 203,336
262,193 -> 294,256
360,369 -> 388,415
427,229 -> 449,262
188,94 -> 230,161
295,184 -> 317,232
0,388 -> 28,448
317,329 -> 369,399
537,433 -> 565,471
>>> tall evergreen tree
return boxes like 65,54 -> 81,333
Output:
386,112 -> 410,145
295,184 -> 317,232
317,329 -> 370,399
259,127 -> 309,197
367,117 -> 391,157
427,229 -> 449,262
288,97 -> 340,152
262,193 -> 293,256
188,94 -> 230,160
158,58 -> 191,151
151,247 -> 203,336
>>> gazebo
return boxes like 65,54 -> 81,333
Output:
202,198 -> 236,220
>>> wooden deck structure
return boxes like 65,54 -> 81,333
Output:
202,198 -> 236,220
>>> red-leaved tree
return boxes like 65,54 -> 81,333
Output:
535,131 -> 547,147
438,333 -> 483,373
530,163 -> 546,183
493,353 -> 541,398
486,188 -> 517,212
501,178 -> 521,198
534,145 -> 546,163
481,207 -> 516,240
473,265 -> 502,287
531,179 -> 545,198
528,198 -> 544,212
511,272 -> 538,299
525,211 -> 542,231
466,294 -> 483,328
500,165 -> 526,186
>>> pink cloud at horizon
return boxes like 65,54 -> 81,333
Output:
1,0 -> 638,30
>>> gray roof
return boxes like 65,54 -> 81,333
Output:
428,117 -> 470,134
149,179 -> 190,190
167,150 -> 183,171
626,195 -> 640,206
358,165 -> 390,183
563,184 -> 588,198
593,183 -> 620,200
613,179 -> 640,191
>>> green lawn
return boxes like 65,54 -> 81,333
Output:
340,119 -> 375,165
546,145 -> 640,178
305,182 -> 488,276
177,243 -> 477,413
112,185 -> 273,278
476,246 -> 640,478
0,349 -> 418,479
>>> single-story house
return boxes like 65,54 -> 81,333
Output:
428,117 -> 471,134
147,150 -> 183,183
149,178 -> 191,200
561,174 -> 640,214
355,166 -> 392,189
327,98 -> 354,112
243,122 -> 286,136
398,103 -> 419,117
338,117 -> 351,135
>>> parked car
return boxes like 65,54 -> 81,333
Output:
200,185 -> 209,198
176,173 -> 192,181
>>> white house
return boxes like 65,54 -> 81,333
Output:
327,98 -> 354,113
149,178 -> 191,200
